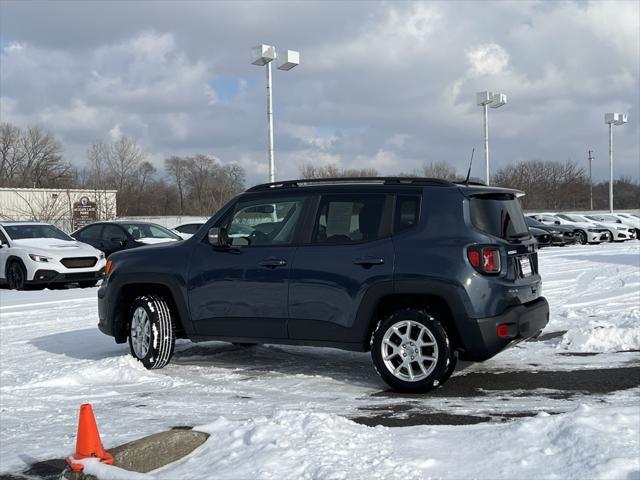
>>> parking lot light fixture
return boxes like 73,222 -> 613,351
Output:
252,44 -> 300,183
476,91 -> 507,185
604,113 -> 628,213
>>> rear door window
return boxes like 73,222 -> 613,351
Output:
470,194 -> 529,240
312,194 -> 388,244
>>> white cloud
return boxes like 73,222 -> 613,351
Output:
467,43 -> 510,77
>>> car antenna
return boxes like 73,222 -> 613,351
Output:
464,147 -> 475,186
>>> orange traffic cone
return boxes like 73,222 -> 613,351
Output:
66,403 -> 114,472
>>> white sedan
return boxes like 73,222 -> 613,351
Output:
0,222 -> 106,290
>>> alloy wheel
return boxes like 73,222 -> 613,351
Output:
130,306 -> 151,359
380,320 -> 439,382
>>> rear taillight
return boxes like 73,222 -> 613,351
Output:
467,246 -> 501,274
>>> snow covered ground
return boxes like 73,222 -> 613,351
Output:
1,242 -> 639,479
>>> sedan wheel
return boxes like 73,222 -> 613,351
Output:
576,230 -> 587,245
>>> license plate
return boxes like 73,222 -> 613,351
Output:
519,256 -> 532,277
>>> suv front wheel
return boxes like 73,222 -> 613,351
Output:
129,295 -> 176,369
371,309 -> 454,393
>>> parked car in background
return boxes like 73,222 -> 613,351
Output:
171,222 -> 206,240
0,222 -> 106,290
529,227 -> 551,247
584,214 -> 637,241
71,221 -> 182,257
612,213 -> 640,237
529,213 -> 609,245
524,217 -> 576,246
558,214 -> 633,242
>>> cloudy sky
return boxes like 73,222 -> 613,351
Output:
1,0 -> 638,186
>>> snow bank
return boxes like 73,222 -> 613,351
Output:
559,310 -> 640,352
155,404 -> 639,480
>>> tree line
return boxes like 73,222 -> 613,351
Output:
1,122 -> 637,216
1,122 -> 245,216
300,160 -> 639,210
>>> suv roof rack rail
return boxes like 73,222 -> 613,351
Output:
247,177 -> 455,192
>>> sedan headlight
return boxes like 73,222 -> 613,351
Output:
29,254 -> 53,262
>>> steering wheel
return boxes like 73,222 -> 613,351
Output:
248,230 -> 270,245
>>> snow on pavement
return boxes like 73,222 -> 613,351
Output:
0,242 -> 639,479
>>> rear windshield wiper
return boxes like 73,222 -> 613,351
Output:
507,232 -> 530,240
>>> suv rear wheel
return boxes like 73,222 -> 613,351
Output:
128,295 -> 175,369
371,308 -> 454,393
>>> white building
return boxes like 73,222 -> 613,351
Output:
0,188 -> 117,232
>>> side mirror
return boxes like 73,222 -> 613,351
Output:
111,237 -> 127,247
208,227 -> 229,247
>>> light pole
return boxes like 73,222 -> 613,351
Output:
252,45 -> 300,183
476,91 -> 507,185
604,113 -> 628,213
588,149 -> 594,210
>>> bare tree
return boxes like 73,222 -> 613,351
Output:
493,160 -> 590,210
299,162 -> 378,179
0,123 -> 24,184
20,126 -> 71,187
0,123 -> 71,187
165,156 -> 189,215
108,136 -> 145,194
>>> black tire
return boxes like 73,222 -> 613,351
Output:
370,308 -> 454,393
6,260 -> 27,290
576,230 -> 587,245
606,230 -> 614,243
128,295 -> 176,369
78,280 -> 98,288
440,349 -> 459,384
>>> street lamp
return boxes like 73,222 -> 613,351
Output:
476,91 -> 507,185
604,112 -> 628,213
252,44 -> 300,183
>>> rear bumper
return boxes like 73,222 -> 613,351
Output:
459,297 -> 550,361
28,268 -> 104,285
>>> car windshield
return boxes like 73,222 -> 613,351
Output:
3,224 -> 72,241
120,223 -> 181,240
557,214 -> 586,223
525,217 -> 545,228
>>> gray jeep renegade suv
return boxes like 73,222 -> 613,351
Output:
98,177 -> 549,392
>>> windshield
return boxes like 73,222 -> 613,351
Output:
557,214 -> 587,223
120,223 -> 181,240
597,215 -> 619,222
469,194 -> 529,240
525,217 -> 545,228
4,224 -> 73,241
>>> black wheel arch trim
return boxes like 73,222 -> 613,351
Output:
106,272 -> 195,342
352,278 -> 473,350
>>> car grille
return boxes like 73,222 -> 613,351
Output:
61,257 -> 97,268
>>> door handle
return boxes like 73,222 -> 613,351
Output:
353,257 -> 385,266
259,258 -> 287,268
